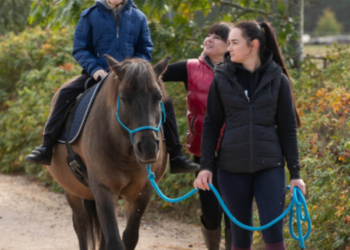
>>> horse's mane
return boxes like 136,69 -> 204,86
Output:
107,58 -> 168,107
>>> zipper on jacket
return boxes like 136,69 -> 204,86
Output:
188,117 -> 195,143
249,105 -> 253,172
245,90 -> 253,171
116,11 -> 120,38
244,90 -> 250,103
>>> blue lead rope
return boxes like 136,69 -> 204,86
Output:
146,165 -> 311,249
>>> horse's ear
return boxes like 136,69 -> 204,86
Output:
104,54 -> 123,80
153,56 -> 171,78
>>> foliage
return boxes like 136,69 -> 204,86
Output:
314,8 -> 343,36
0,0 -> 32,35
28,0 -> 297,63
0,27 -> 75,107
287,43 -> 350,249
0,27 -> 79,193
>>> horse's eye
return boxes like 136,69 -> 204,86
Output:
120,97 -> 126,103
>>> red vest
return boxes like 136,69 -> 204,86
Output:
186,54 -> 224,157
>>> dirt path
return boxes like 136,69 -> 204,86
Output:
0,174 -> 215,250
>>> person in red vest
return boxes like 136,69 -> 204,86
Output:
162,22 -> 233,250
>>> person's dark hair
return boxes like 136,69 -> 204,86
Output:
234,20 -> 301,128
207,22 -> 234,42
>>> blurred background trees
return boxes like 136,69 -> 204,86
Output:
0,0 -> 32,35
314,8 -> 343,36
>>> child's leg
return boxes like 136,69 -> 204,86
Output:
43,74 -> 89,149
254,167 -> 286,250
218,169 -> 254,250
163,98 -> 200,173
25,74 -> 89,165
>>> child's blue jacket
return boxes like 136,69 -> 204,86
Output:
72,0 -> 154,76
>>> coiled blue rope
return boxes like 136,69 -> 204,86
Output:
146,165 -> 311,249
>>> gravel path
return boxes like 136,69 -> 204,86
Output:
0,174 -> 216,250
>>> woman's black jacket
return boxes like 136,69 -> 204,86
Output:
200,52 -> 301,180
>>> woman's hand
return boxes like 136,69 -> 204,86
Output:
93,70 -> 107,81
290,178 -> 306,196
194,170 -> 213,190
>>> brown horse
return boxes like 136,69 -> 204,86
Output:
47,55 -> 170,250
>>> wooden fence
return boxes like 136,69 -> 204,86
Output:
303,55 -> 329,69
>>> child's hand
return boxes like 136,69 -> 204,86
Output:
93,70 -> 107,81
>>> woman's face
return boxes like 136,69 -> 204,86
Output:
203,33 -> 228,58
227,28 -> 253,63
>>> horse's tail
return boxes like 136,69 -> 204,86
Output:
84,199 -> 101,250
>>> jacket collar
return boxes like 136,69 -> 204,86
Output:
223,49 -> 276,73
198,53 -> 215,71
231,49 -> 273,74
218,49 -> 282,101
96,0 -> 134,12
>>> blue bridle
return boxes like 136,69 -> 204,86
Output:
116,96 -> 166,145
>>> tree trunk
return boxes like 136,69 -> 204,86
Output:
286,0 -> 304,70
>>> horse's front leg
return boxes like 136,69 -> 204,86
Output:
91,184 -> 123,250
122,184 -> 153,250
65,192 -> 89,250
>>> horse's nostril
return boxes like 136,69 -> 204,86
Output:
137,141 -> 143,155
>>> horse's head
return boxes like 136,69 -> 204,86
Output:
104,55 -> 170,164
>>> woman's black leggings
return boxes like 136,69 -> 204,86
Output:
194,156 -> 230,230
218,167 -> 286,248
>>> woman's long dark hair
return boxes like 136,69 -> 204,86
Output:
234,20 -> 301,128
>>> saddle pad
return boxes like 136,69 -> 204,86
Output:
57,78 -> 104,144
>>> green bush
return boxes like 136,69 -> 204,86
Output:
287,43 -> 350,249
0,27 -> 80,191
0,27 -> 76,106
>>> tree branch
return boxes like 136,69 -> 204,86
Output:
220,1 -> 270,16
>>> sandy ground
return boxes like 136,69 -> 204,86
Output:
0,174 -> 219,250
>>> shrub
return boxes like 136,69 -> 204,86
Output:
314,8 -> 343,37
0,27 -> 79,191
286,43 -> 350,249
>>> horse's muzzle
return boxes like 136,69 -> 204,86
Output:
134,133 -> 160,163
